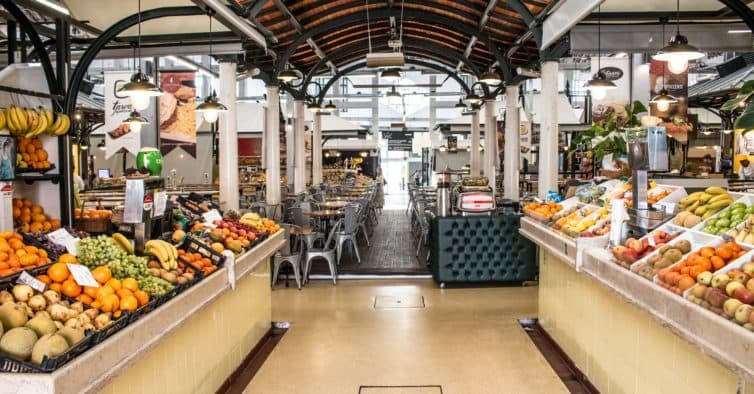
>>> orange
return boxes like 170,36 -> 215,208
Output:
22,199 -> 31,208
116,288 -> 134,298
96,285 -> 115,300
100,294 -> 120,313
58,253 -> 77,265
715,247 -> 733,260
119,295 -> 138,312
134,290 -> 149,306
12,199 -> 22,209
699,247 -> 715,258
49,282 -> 62,292
105,278 -> 122,291
91,300 -> 102,309
48,263 -> 70,283
122,278 -> 139,292
61,279 -> 81,298
91,266 -> 112,284
678,276 -> 696,291
84,286 -> 99,299
711,256 -> 726,271
79,294 -> 93,305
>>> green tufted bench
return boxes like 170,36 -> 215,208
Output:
430,214 -> 537,285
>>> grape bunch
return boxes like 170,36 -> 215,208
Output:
77,235 -> 127,268
138,276 -> 174,296
107,255 -> 151,281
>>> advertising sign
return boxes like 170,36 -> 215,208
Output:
650,60 -> 690,142
104,71 -> 143,159
159,71 -> 197,157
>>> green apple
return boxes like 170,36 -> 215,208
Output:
726,280 -> 745,297
724,298 -> 743,317
697,271 -> 713,286
735,304 -> 754,324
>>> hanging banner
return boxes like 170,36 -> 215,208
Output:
650,60 -> 690,143
590,57 -> 630,123
159,70 -> 197,157
104,71 -> 143,159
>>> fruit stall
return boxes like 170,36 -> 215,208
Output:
522,183 -> 754,392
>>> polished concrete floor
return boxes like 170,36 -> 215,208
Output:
245,280 -> 567,394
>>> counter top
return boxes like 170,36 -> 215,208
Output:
0,230 -> 284,394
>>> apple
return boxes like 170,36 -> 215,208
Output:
733,287 -> 754,305
709,306 -> 724,315
697,271 -> 713,286
742,262 -> 754,276
735,304 -> 754,324
612,246 -> 627,261
711,274 -> 731,290
724,298 -> 744,317
623,249 -> 639,264
731,271 -> 750,284
692,284 -> 708,299
727,281 -> 745,297
626,238 -> 644,254
746,278 -> 754,293
706,288 -> 728,308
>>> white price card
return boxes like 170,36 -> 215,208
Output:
609,199 -> 626,246
202,209 -> 223,226
47,228 -> 80,255
153,191 -> 168,217
663,203 -> 676,215
17,271 -> 46,292
66,264 -> 100,287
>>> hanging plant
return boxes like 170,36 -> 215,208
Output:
571,101 -> 647,162
722,80 -> 754,132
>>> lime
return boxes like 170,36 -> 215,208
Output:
733,202 -> 747,210
706,219 -> 718,227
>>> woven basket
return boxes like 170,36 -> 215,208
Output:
111,206 -> 124,225
74,200 -> 111,234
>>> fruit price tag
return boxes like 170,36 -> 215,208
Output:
662,203 -> 675,215
609,199 -> 626,246
17,271 -> 46,292
47,228 -> 80,255
202,209 -> 222,227
66,264 -> 100,287
647,236 -> 656,247
153,191 -> 168,217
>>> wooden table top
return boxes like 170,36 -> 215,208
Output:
309,210 -> 345,218
318,201 -> 350,209
288,226 -> 315,235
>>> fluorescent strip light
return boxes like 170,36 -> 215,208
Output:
728,29 -> 751,34
166,56 -> 214,78
35,0 -> 70,16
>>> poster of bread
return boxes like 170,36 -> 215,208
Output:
159,70 -> 197,157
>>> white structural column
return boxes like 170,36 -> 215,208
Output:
265,85 -> 281,205
504,85 -> 520,200
285,98 -> 294,189
217,61 -> 239,211
470,110 -> 481,177
293,100 -> 306,193
539,60 -> 559,199
312,113 -> 323,185
483,99 -> 497,193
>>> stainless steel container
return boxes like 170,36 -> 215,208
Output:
436,172 -> 452,217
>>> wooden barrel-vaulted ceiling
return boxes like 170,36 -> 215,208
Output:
239,0 -> 552,80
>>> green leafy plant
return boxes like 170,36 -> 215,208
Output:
722,80 -> 754,131
571,101 -> 648,162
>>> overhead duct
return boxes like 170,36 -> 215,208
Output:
366,52 -> 405,67
199,0 -> 267,51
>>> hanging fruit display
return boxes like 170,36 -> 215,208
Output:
12,198 -> 61,233
2,106 -> 70,137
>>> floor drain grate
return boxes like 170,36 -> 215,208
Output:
373,295 -> 425,309
359,385 -> 442,393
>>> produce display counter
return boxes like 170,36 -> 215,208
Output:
0,230 -> 284,394
523,215 -> 751,392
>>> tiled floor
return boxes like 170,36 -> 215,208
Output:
245,280 -> 567,394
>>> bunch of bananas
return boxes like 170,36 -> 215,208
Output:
144,239 -> 179,270
111,232 -> 135,254
2,106 -> 70,137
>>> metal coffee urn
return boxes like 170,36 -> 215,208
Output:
437,172 -> 452,216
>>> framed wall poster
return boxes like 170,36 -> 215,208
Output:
0,136 -> 16,181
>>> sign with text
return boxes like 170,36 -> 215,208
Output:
47,228 -> 80,255
104,70 -> 144,159
382,130 -> 414,140
67,264 -> 100,287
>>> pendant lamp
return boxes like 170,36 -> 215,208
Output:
650,20 -> 679,112
465,92 -> 482,105
455,98 -> 467,110
479,71 -> 502,85
587,5 -> 616,100
123,111 -> 148,133
324,100 -> 337,112
381,69 -> 401,82
653,0 -> 704,74
386,87 -> 402,103
118,0 -> 162,111
196,11 -> 227,123
277,69 -> 300,82
308,102 -> 322,113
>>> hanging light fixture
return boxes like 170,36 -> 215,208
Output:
196,10 -> 227,123
123,111 -> 148,133
324,100 -> 337,112
97,140 -> 106,151
381,69 -> 401,82
455,98 -> 467,110
653,0 -> 704,74
386,86 -> 402,103
465,92 -> 482,105
118,0 -> 162,111
587,5 -> 616,101
308,102 -> 322,112
479,70 -> 502,85
650,19 -> 679,112
277,69 -> 300,82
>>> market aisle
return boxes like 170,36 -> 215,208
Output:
244,280 -> 566,394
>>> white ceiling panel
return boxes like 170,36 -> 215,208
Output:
599,0 -> 726,12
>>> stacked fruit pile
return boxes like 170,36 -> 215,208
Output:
177,250 -> 217,277
686,260 -> 754,329
523,201 -> 563,219
726,213 -> 754,244
700,202 -> 754,236
0,232 -> 53,278
611,229 -> 680,268
12,198 -> 61,233
239,213 -> 281,234
3,106 -> 70,138
73,208 -> 112,220
631,238 -> 690,280
657,242 -> 746,295
549,207 -> 598,235
0,284 -> 95,366
673,187 -> 735,228
16,137 -> 53,170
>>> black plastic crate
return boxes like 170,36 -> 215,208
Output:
181,235 -> 226,269
21,233 -> 66,262
0,264 -> 54,288
90,312 -> 131,344
0,331 -> 94,373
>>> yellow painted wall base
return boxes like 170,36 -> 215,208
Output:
98,260 -> 271,394
539,251 -> 739,394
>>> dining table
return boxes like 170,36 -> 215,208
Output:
318,201 -> 350,210
309,209 -> 345,235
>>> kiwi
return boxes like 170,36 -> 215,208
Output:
676,240 -> 692,254
663,249 -> 683,263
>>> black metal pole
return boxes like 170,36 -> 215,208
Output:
56,18 -> 73,226
7,21 -> 16,65
19,30 -> 27,63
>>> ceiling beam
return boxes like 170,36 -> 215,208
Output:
271,0 -> 337,75
11,0 -> 102,36
456,0 -> 498,73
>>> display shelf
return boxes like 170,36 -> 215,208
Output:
0,230 -> 284,393
520,216 -> 578,269
580,249 -> 754,379
14,172 -> 61,185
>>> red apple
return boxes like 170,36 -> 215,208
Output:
623,249 -> 639,263
612,246 -> 628,261
733,287 -> 754,305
